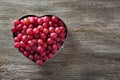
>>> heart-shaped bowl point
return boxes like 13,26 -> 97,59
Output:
11,15 -> 67,65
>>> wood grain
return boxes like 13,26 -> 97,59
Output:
0,0 -> 120,80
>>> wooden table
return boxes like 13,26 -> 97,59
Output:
0,0 -> 120,80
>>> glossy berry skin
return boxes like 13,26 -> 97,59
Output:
43,28 -> 49,34
37,18 -> 43,25
36,60 -> 43,65
14,19 -> 20,26
47,38 -> 53,44
33,28 -> 39,34
30,17 -> 35,23
49,27 -> 54,33
50,33 -> 57,39
37,39 -> 43,45
27,40 -> 34,47
14,42 -> 20,48
38,25 -> 43,31
24,18 -> 30,26
55,27 -> 61,34
43,16 -> 50,23
26,28 -> 33,35
11,27 -> 17,32
37,46 -> 44,53
52,16 -> 58,23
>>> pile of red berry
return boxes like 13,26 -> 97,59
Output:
11,15 -> 67,65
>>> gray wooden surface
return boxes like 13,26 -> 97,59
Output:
0,0 -> 120,80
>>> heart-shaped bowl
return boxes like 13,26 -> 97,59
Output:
12,15 -> 67,65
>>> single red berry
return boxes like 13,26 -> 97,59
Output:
43,23 -> 48,28
17,24 -> 23,30
14,37 -> 20,42
32,39 -> 37,44
52,44 -> 58,50
23,51 -> 29,57
29,55 -> 34,60
28,24 -> 34,29
32,45 -> 37,51
37,46 -> 44,53
49,21 -> 54,26
14,42 -> 20,48
27,40 -> 34,47
43,28 -> 49,34
41,33 -> 46,40
26,45 -> 31,50
43,16 -> 50,23
50,33 -> 57,39
48,53 -> 54,59
23,18 -> 30,26
52,16 -> 58,23
11,27 -> 17,32
28,35 -> 34,40
20,41 -> 26,48
55,27 -> 61,34
38,25 -> 43,31
33,28 -> 39,34
49,27 -> 54,33
60,26 -> 65,32
23,25 -> 27,31
26,28 -> 33,35
37,18 -> 43,24
47,38 -> 53,44
29,17 -> 35,23
22,35 -> 29,43
18,47 -> 25,53
36,60 -> 43,65
38,39 -> 43,45
14,19 -> 20,26
17,33 -> 23,39
42,42 -> 47,48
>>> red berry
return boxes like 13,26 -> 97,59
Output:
24,18 -> 30,26
30,17 -> 35,23
38,39 -> 43,45
43,28 -> 49,34
17,24 -> 23,30
27,40 -> 34,47
49,27 -> 54,33
20,41 -> 26,48
42,42 -> 47,48
60,26 -> 65,32
37,18 -> 43,24
18,47 -> 24,53
36,60 -> 43,65
34,54 -> 41,61
14,42 -> 20,48
43,23 -> 48,28
52,44 -> 58,50
43,16 -> 50,23
26,28 -> 33,35
26,45 -> 31,50
17,33 -> 23,39
28,24 -> 34,28
47,38 -> 53,44
33,28 -> 39,34
55,27 -> 61,34
52,16 -> 58,23
32,39 -> 37,44
50,33 -> 57,39
29,55 -> 34,60
59,21 -> 64,26
11,27 -> 17,32
37,46 -> 44,53
14,37 -> 20,42
38,25 -> 43,31
41,33 -> 46,40
49,21 -> 54,26
32,45 -> 37,51
14,19 -> 20,26
48,53 -> 54,59
22,35 -> 29,43
28,35 -> 33,40
23,51 -> 29,57
23,25 -> 27,31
